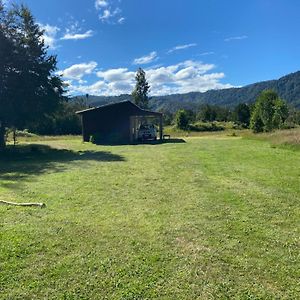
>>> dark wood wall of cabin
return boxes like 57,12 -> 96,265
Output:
82,109 -> 131,143
79,101 -> 162,144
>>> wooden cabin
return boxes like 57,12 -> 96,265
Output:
76,101 -> 163,144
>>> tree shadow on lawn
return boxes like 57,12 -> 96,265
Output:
97,138 -> 186,146
140,138 -> 186,145
0,144 -> 125,190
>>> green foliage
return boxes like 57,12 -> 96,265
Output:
233,103 -> 251,127
189,121 -> 225,132
250,110 -> 264,133
0,4 -> 66,149
132,68 -> 150,109
250,90 -> 289,133
175,109 -> 190,129
163,112 -> 174,126
197,105 -> 217,122
184,109 -> 196,123
197,104 -> 232,122
29,98 -> 86,135
286,107 -> 300,127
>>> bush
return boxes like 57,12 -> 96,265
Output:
250,90 -> 289,133
188,122 -> 225,132
15,129 -> 37,137
175,110 -> 190,130
250,110 -> 264,133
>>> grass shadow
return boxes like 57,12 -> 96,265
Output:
0,144 -> 125,190
136,138 -> 186,145
161,138 -> 186,144
95,138 -> 186,146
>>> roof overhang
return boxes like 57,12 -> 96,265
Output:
76,100 -> 162,116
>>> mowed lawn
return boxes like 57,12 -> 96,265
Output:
0,134 -> 299,299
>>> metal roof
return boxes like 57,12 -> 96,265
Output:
76,100 -> 162,116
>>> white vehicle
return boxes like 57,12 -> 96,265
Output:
137,124 -> 157,141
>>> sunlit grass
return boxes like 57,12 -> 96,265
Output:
0,132 -> 299,299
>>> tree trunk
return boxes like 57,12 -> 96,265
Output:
13,128 -> 16,146
0,122 -> 6,151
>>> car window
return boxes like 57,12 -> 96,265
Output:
139,124 -> 157,130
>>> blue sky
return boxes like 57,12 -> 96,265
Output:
4,0 -> 300,96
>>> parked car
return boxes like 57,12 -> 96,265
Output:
137,124 -> 157,141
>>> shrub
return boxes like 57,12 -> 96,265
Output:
250,110 -> 264,133
175,110 -> 190,130
189,122 -> 225,132
250,90 -> 289,133
15,129 -> 37,137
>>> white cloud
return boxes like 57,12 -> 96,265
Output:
133,51 -> 158,65
95,0 -> 124,24
224,35 -> 248,42
99,9 -> 112,20
198,51 -> 215,56
65,60 -> 233,96
99,8 -> 121,22
97,68 -> 135,82
168,43 -> 197,53
61,30 -> 94,40
145,60 -> 225,95
61,20 -> 94,41
40,20 -> 94,47
61,62 -> 98,80
95,0 -> 108,9
39,24 -> 60,49
69,80 -> 107,95
118,17 -> 125,24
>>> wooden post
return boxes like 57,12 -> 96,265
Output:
13,128 -> 16,146
81,115 -> 87,142
0,122 -> 6,150
159,115 -> 163,141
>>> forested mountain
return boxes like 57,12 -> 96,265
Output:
73,71 -> 300,113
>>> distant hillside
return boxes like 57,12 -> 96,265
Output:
73,71 -> 300,113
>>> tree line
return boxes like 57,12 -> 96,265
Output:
1,2 -> 299,149
170,90 -> 300,132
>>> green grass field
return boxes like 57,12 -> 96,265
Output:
0,131 -> 299,299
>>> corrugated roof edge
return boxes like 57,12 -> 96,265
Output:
76,100 -> 162,115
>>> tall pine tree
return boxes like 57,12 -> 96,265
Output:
0,4 -> 66,150
132,68 -> 150,109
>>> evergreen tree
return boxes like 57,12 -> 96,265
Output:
198,104 -> 217,122
0,3 -> 16,148
233,103 -> 251,127
132,68 -> 150,109
0,4 -> 66,150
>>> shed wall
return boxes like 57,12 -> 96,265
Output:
78,101 -> 162,144
82,110 -> 131,143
